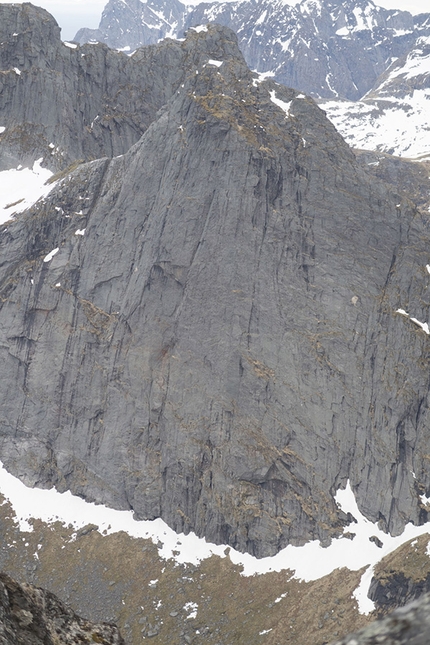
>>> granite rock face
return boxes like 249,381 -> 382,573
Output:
0,571 -> 124,645
1,7 -> 430,557
75,0 -> 430,100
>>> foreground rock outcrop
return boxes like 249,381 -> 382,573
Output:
0,571 -> 124,644
331,592 -> 430,645
1,6 -> 430,558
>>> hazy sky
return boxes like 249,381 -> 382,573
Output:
0,0 -> 427,41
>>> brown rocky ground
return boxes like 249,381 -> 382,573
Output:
0,493 -> 372,645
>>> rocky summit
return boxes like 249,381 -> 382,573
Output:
1,4 -> 430,559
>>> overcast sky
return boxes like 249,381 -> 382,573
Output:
0,0 -> 427,41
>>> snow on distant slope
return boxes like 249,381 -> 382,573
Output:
0,158 -> 55,225
320,36 -> 430,158
1,460 -> 430,615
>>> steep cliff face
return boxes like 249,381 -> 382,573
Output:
0,571 -> 124,645
1,8 -> 430,558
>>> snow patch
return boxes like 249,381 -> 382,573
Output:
75,228 -> 86,236
0,159 -> 55,225
184,601 -> 198,620
190,25 -> 208,33
396,308 -> 430,334
207,59 -> 223,67
269,90 -> 292,115
321,89 -> 430,159
0,127 -> 5,134
64,42 -> 77,49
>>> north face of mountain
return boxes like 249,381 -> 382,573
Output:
75,0 -> 430,100
2,7 -> 430,557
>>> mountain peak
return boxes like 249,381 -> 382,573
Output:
75,0 -> 430,101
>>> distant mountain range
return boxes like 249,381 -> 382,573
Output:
75,0 -> 430,102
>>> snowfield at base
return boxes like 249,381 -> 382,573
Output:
1,462 -> 430,614
0,159 -> 55,225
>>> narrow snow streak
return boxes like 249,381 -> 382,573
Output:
43,247 -> 59,262
396,308 -> 430,335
